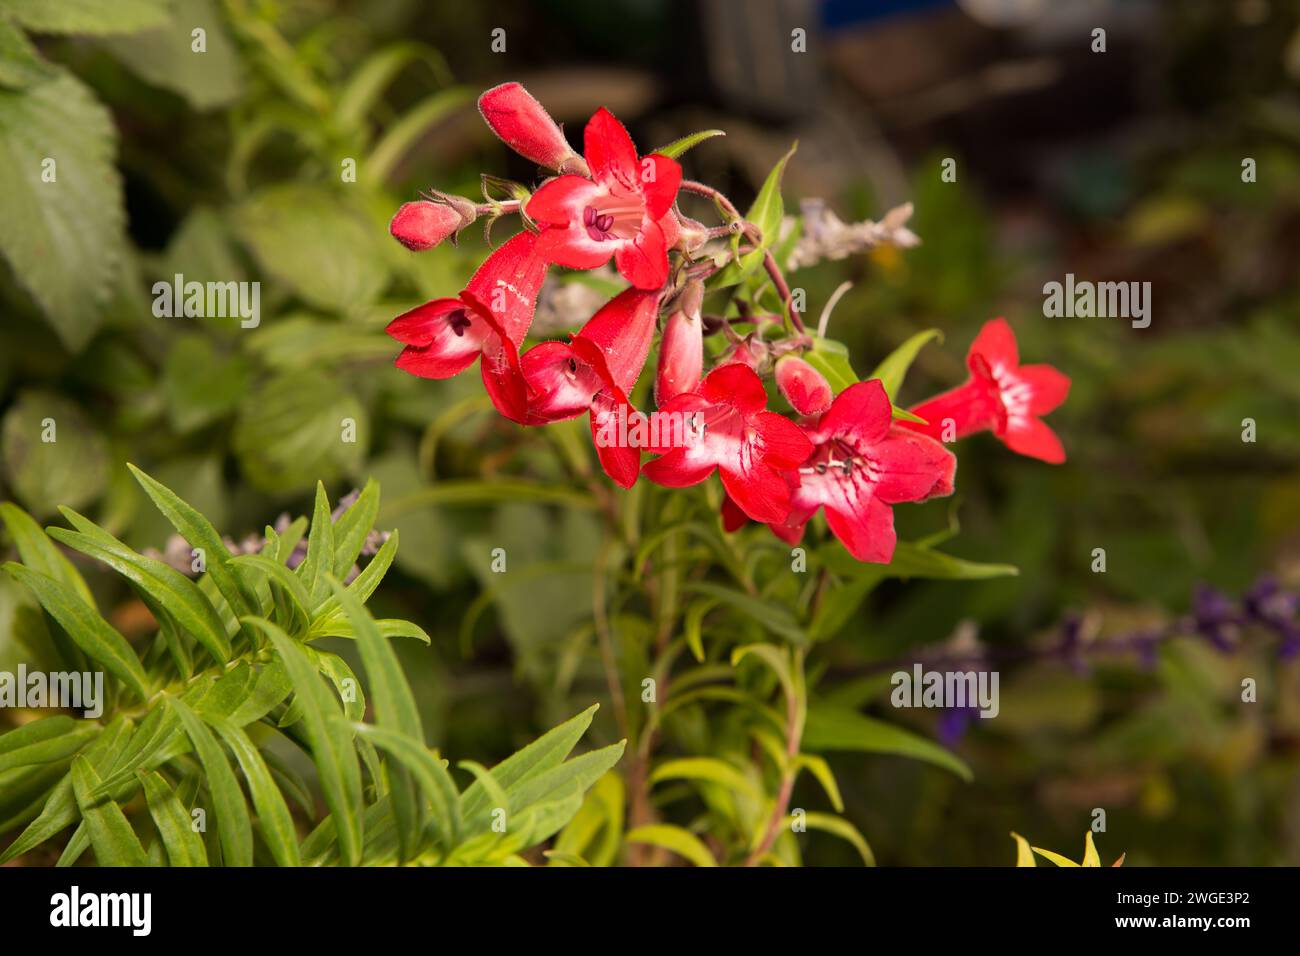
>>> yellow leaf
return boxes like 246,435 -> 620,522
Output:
1083,831 -> 1101,867
1011,831 -> 1035,867
1031,846 -> 1080,868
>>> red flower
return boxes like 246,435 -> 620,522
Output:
901,318 -> 1071,463
389,200 -> 465,251
775,354 -> 832,417
655,307 -> 703,404
525,108 -> 682,290
386,230 -> 548,423
521,287 -> 662,488
478,82 -> 584,173
771,379 -> 955,563
643,364 -> 813,524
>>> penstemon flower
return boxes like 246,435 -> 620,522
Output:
902,318 -> 1071,463
385,82 -> 1073,563
524,108 -> 682,290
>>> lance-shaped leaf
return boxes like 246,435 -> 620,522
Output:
169,697 -> 253,867
3,563 -> 150,701
249,616 -> 363,866
213,721 -> 301,867
139,770 -> 208,867
70,755 -> 148,867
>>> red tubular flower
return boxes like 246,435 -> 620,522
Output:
772,379 -> 955,563
386,230 -> 548,422
643,364 -> 813,524
521,287 -> 662,488
901,318 -> 1071,464
525,108 -> 682,290
775,355 -> 832,417
389,201 -> 464,251
655,284 -> 705,405
478,82 -> 584,173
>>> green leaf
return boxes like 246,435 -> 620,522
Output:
70,756 -> 148,867
296,483 -> 335,608
795,811 -> 875,865
232,374 -> 366,494
1,391 -> 109,516
802,705 -> 973,781
0,0 -> 172,34
160,335 -> 251,432
0,71 -> 124,351
139,770 -> 208,866
824,541 -> 1018,581
868,329 -> 942,400
0,502 -> 93,605
335,41 -> 451,133
0,17 -> 55,87
0,721 -> 99,774
366,87 -> 474,184
99,0 -> 242,110
793,754 -> 844,812
309,530 -> 398,630
687,583 -> 805,644
654,129 -> 725,160
649,757 -> 761,802
331,478 -> 380,580
212,721 -> 301,867
3,563 -> 150,700
716,142 -> 796,284
351,723 -> 459,850
169,697 -> 253,866
330,575 -> 424,858
502,743 -> 626,843
249,617 -> 363,866
128,463 -> 259,620
459,704 -> 598,822
626,824 -> 717,867
234,184 -> 389,313
51,509 -> 232,663
309,616 -> 431,645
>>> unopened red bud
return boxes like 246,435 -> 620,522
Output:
478,82 -> 583,173
389,201 -> 464,252
656,308 -> 703,404
775,355 -> 832,416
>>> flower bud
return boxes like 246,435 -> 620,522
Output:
389,200 -> 467,252
775,354 -> 832,416
478,82 -> 584,173
656,309 -> 703,404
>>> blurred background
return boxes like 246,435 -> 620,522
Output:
2,0 -> 1300,865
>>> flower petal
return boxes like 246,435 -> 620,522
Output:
1018,363 -> 1071,416
534,223 -> 615,271
590,396 -> 641,489
817,380 -> 892,445
825,495 -> 896,564
754,411 -> 814,470
394,342 -> 480,379
968,317 -> 1019,375
642,447 -> 715,488
640,153 -> 683,220
521,340 -> 602,424
574,287 -> 662,392
699,363 -> 767,412
720,462 -> 791,525
583,107 -> 639,188
872,428 -> 956,504
525,175 -> 601,227
478,82 -> 578,170
613,217 -> 668,290
721,493 -> 749,533
464,230 -> 550,344
1000,416 -> 1066,464
480,340 -> 528,423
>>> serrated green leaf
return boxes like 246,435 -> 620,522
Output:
0,72 -> 123,351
